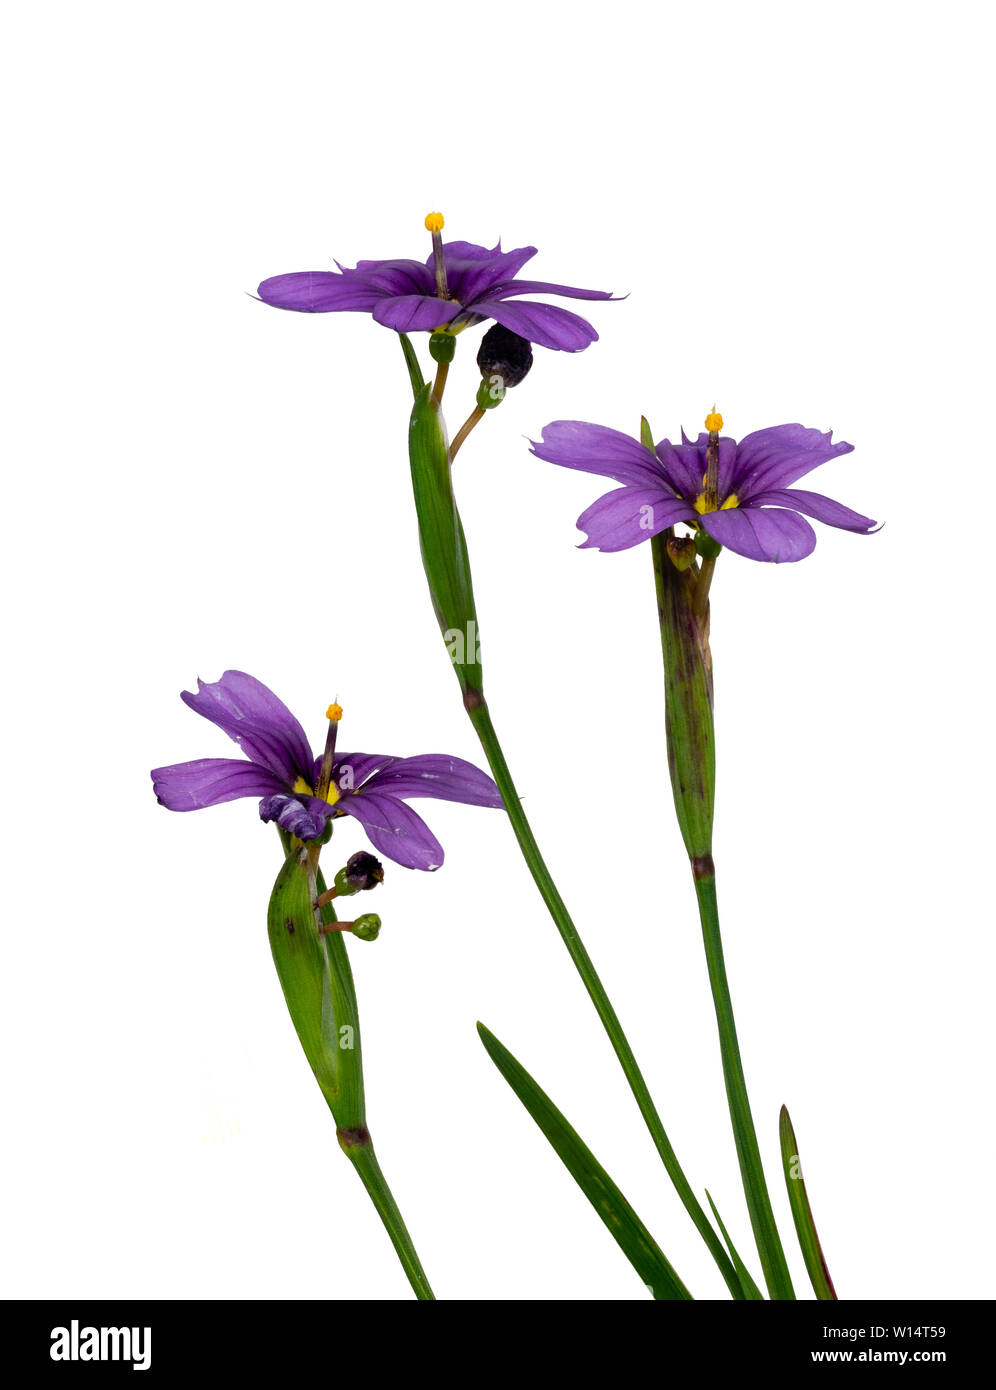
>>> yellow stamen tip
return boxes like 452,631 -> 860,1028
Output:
705,412 -> 724,433
424,212 -> 445,233
326,703 -> 343,722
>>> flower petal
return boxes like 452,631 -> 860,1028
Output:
701,506 -> 817,563
180,671 -> 314,786
347,258 -> 435,296
576,487 -> 697,552
258,793 -> 329,841
657,435 -> 737,500
446,244 -> 538,304
336,792 -> 445,871
531,421 -> 668,487
747,488 -> 878,533
151,758 -> 286,811
359,754 -> 502,807
256,271 -> 382,313
485,278 -> 617,303
731,425 -> 854,498
473,298 -> 599,351
372,295 -> 461,332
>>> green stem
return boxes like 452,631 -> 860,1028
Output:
693,870 -> 794,1299
467,698 -> 744,1298
341,1134 -> 435,1300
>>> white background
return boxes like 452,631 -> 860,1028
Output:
3,0 -> 993,1302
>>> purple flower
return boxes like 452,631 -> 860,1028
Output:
151,670 -> 502,871
257,213 -> 617,352
531,416 -> 879,562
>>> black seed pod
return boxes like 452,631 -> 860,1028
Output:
476,324 -> 533,389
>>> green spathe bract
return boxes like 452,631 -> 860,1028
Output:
408,382 -> 484,700
267,831 -> 433,1299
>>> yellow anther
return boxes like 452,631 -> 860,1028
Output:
720,493 -> 739,510
326,703 -> 343,722
705,411 -> 724,434
424,212 -> 445,233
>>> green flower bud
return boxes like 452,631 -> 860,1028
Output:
350,914 -> 382,942
695,529 -> 723,561
429,331 -> 457,364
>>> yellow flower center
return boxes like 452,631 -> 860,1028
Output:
694,491 -> 740,515
293,775 -> 339,807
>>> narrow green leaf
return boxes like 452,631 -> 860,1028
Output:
398,332 -> 425,398
408,383 -> 483,697
705,1191 -> 765,1300
779,1105 -> 838,1300
478,1023 -> 693,1300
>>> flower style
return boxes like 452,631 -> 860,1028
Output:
151,671 -> 502,871
530,416 -> 878,562
257,213 -> 617,352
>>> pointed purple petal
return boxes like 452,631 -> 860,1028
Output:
372,295 -> 461,332
347,258 -> 435,295
485,277 -> 618,303
732,425 -> 854,498
322,752 -> 399,792
656,439 -> 707,500
360,754 -> 502,807
747,488 -> 878,534
448,245 -> 538,303
258,793 -> 329,841
702,506 -> 817,563
423,240 -> 502,264
337,792 -> 445,871
576,488 -> 696,552
256,272 -> 382,313
180,671 -> 314,786
474,298 -> 599,351
531,421 -> 668,487
151,758 -> 286,811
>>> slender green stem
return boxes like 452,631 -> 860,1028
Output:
341,1135 -> 435,1300
693,870 -> 794,1299
693,554 -> 716,618
431,359 -> 449,405
449,405 -> 485,463
467,698 -> 744,1298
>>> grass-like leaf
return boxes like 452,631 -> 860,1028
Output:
779,1104 -> 838,1300
478,1023 -> 692,1300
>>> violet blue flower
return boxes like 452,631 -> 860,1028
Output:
151,670 -> 502,871
257,213 -> 617,352
531,416 -> 879,562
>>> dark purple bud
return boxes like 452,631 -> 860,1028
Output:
476,324 -> 533,390
334,851 -> 385,896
